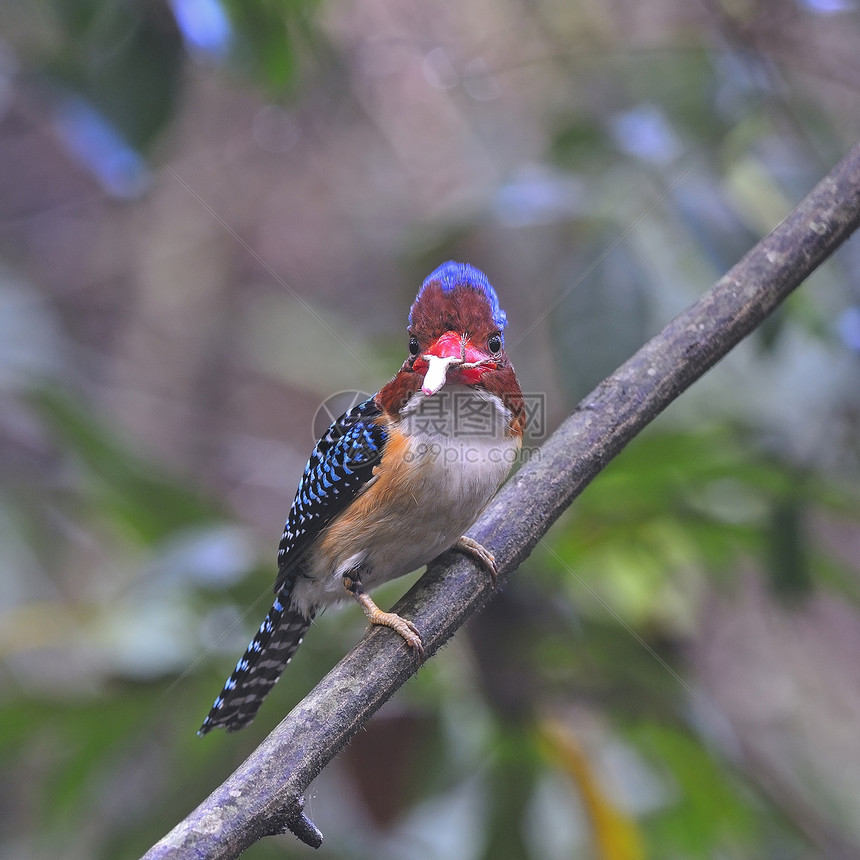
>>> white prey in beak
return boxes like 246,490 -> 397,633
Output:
421,354 -> 462,396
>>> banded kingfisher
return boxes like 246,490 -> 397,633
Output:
199,261 -> 524,734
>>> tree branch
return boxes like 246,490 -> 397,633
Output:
143,139 -> 860,859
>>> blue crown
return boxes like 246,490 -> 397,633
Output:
412,261 -> 507,332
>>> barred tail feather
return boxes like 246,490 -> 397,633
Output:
198,596 -> 313,735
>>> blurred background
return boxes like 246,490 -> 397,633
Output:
1,0 -> 860,858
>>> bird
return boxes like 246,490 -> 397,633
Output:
199,261 -> 524,734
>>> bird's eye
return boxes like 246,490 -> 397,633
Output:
488,333 -> 503,355
408,336 -> 420,356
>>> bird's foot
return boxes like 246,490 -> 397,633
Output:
452,535 -> 498,586
363,601 -> 425,659
345,574 -> 425,659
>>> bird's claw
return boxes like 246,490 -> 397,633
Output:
453,535 -> 498,586
366,607 -> 425,660
347,579 -> 425,659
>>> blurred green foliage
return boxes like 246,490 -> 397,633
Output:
42,0 -> 184,150
31,386 -> 222,541
1,1 -> 860,859
221,0 -> 319,96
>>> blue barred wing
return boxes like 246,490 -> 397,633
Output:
198,397 -> 387,734
274,397 -> 387,593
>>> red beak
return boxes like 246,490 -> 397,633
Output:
415,331 -> 496,395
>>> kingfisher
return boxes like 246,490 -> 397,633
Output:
199,261 -> 525,734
